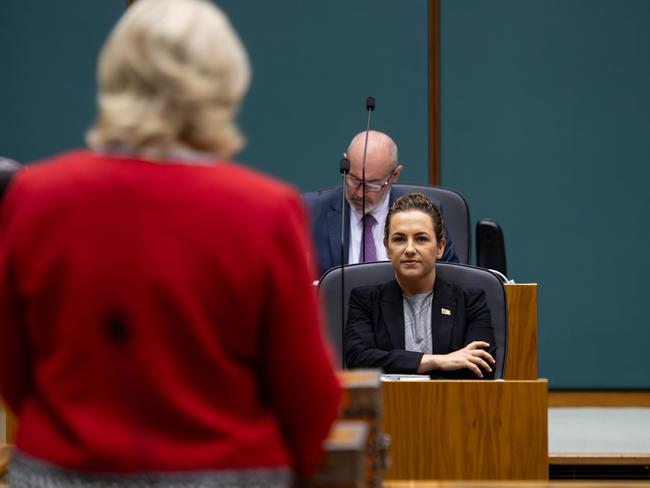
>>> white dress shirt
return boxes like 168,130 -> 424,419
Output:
347,192 -> 390,265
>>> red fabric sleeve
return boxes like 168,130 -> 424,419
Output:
260,189 -> 341,477
0,173 -> 33,413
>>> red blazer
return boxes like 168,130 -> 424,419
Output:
0,150 -> 341,476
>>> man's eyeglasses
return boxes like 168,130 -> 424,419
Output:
345,168 -> 397,193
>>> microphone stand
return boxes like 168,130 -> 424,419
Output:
360,96 -> 375,262
339,157 -> 350,369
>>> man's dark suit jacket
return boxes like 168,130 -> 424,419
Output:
303,186 -> 459,278
344,277 -> 496,379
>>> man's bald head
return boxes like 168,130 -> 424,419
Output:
346,130 -> 398,176
344,130 -> 403,213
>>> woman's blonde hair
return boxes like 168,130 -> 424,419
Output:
87,0 -> 250,159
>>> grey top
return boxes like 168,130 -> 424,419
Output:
403,291 -> 434,354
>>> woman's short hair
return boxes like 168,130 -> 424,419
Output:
384,192 -> 446,245
87,0 -> 250,159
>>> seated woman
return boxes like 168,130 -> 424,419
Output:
344,192 -> 496,379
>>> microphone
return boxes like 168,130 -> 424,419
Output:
339,157 -> 350,174
360,96 -> 375,262
339,158 -> 350,368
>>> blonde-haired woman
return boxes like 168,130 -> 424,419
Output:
0,1 -> 340,486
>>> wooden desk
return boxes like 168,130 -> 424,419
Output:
383,379 -> 548,480
550,453 -> 650,465
504,283 -> 538,380
0,404 -> 16,445
0,444 -> 9,480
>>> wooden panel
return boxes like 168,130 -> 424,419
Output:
0,403 -> 16,444
428,0 -> 440,185
549,391 -> 650,407
335,369 -> 387,485
549,452 -> 650,465
0,444 -> 10,478
313,420 -> 370,487
383,380 -> 548,480
6,410 -> 16,445
504,283 -> 538,380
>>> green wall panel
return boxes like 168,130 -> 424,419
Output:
441,0 -> 650,388
6,0 -> 634,389
1,1 -> 430,192
218,0 -> 429,190
0,1 -> 124,162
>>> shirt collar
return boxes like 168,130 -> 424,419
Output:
349,189 -> 391,225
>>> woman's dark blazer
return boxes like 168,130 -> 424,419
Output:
344,277 -> 497,379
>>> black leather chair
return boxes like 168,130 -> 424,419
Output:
303,183 -> 470,265
317,261 -> 508,378
393,184 -> 470,264
476,218 -> 507,276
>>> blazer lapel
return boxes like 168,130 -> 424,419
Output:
431,277 -> 456,354
380,280 -> 406,349
326,189 -> 350,266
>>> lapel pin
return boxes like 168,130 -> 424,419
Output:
441,307 -> 452,316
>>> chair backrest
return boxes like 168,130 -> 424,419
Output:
476,218 -> 507,276
393,184 -> 470,264
317,261 -> 507,378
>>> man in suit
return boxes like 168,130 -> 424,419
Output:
303,130 -> 458,278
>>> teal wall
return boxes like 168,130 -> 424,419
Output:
0,2 -> 124,161
0,0 -> 430,191
3,1 -> 648,389
441,0 -> 650,388
219,1 -> 430,190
